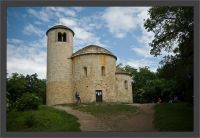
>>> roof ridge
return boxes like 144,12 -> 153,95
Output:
72,45 -> 117,59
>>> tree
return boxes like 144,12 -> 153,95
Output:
25,74 -> 46,104
144,7 -> 193,57
16,93 -> 40,111
133,66 -> 156,90
7,73 -> 27,107
144,7 -> 193,102
123,65 -> 137,77
123,66 -> 157,103
7,73 -> 46,110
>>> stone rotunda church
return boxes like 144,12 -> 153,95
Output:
46,25 -> 133,106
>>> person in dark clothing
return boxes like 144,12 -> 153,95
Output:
75,91 -> 81,103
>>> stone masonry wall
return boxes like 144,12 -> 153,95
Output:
115,74 -> 133,103
72,54 -> 117,103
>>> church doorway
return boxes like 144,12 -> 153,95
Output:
96,90 -> 102,102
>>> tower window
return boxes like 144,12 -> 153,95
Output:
84,67 -> 87,77
101,66 -> 105,76
58,32 -> 62,42
57,32 -> 67,42
63,33 -> 67,42
124,80 -> 128,89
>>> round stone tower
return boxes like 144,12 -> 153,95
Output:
46,25 -> 75,105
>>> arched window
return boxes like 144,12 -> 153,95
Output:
58,32 -> 62,42
84,67 -> 87,77
63,33 -> 67,42
124,80 -> 128,89
101,66 -> 105,76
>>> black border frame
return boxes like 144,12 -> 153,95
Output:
0,0 -> 199,137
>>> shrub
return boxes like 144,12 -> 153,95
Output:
16,93 -> 40,111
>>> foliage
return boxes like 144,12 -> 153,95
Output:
7,73 -> 46,110
144,7 -> 193,56
154,103 -> 193,131
25,74 -> 46,104
144,6 -> 193,103
132,66 -> 156,90
119,65 -> 178,103
16,93 -> 41,111
7,105 -> 80,132
7,73 -> 27,109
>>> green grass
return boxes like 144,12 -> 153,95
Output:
67,103 -> 137,116
7,105 -> 80,132
154,103 -> 193,131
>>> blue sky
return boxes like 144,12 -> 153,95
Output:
7,7 -> 166,79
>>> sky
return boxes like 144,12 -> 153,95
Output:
7,7 -> 166,79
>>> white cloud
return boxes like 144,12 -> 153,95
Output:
48,7 -> 76,17
7,55 -> 46,78
73,7 -> 84,12
7,38 -> 47,79
102,7 -> 136,38
8,38 -> 24,45
102,7 -> 150,38
78,13 -> 103,31
27,7 -> 77,23
132,46 -> 153,58
74,27 -> 93,40
27,8 -> 50,22
34,21 -> 42,26
59,18 -> 77,27
117,58 -> 158,72
23,24 -> 44,36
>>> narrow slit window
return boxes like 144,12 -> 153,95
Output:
124,80 -> 128,89
63,33 -> 66,42
58,32 -> 62,42
101,66 -> 105,76
84,67 -> 87,77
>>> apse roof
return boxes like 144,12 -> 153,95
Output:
72,45 -> 117,59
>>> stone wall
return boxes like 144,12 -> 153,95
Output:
46,81 -> 73,105
72,54 -> 117,103
115,74 -> 133,103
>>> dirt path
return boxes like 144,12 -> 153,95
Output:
54,104 -> 158,132
54,105 -> 111,131
115,103 -> 158,131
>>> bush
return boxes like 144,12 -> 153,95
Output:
16,93 -> 41,111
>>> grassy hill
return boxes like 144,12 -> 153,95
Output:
154,103 -> 193,131
7,105 -> 80,132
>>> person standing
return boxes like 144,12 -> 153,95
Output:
75,91 -> 81,103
